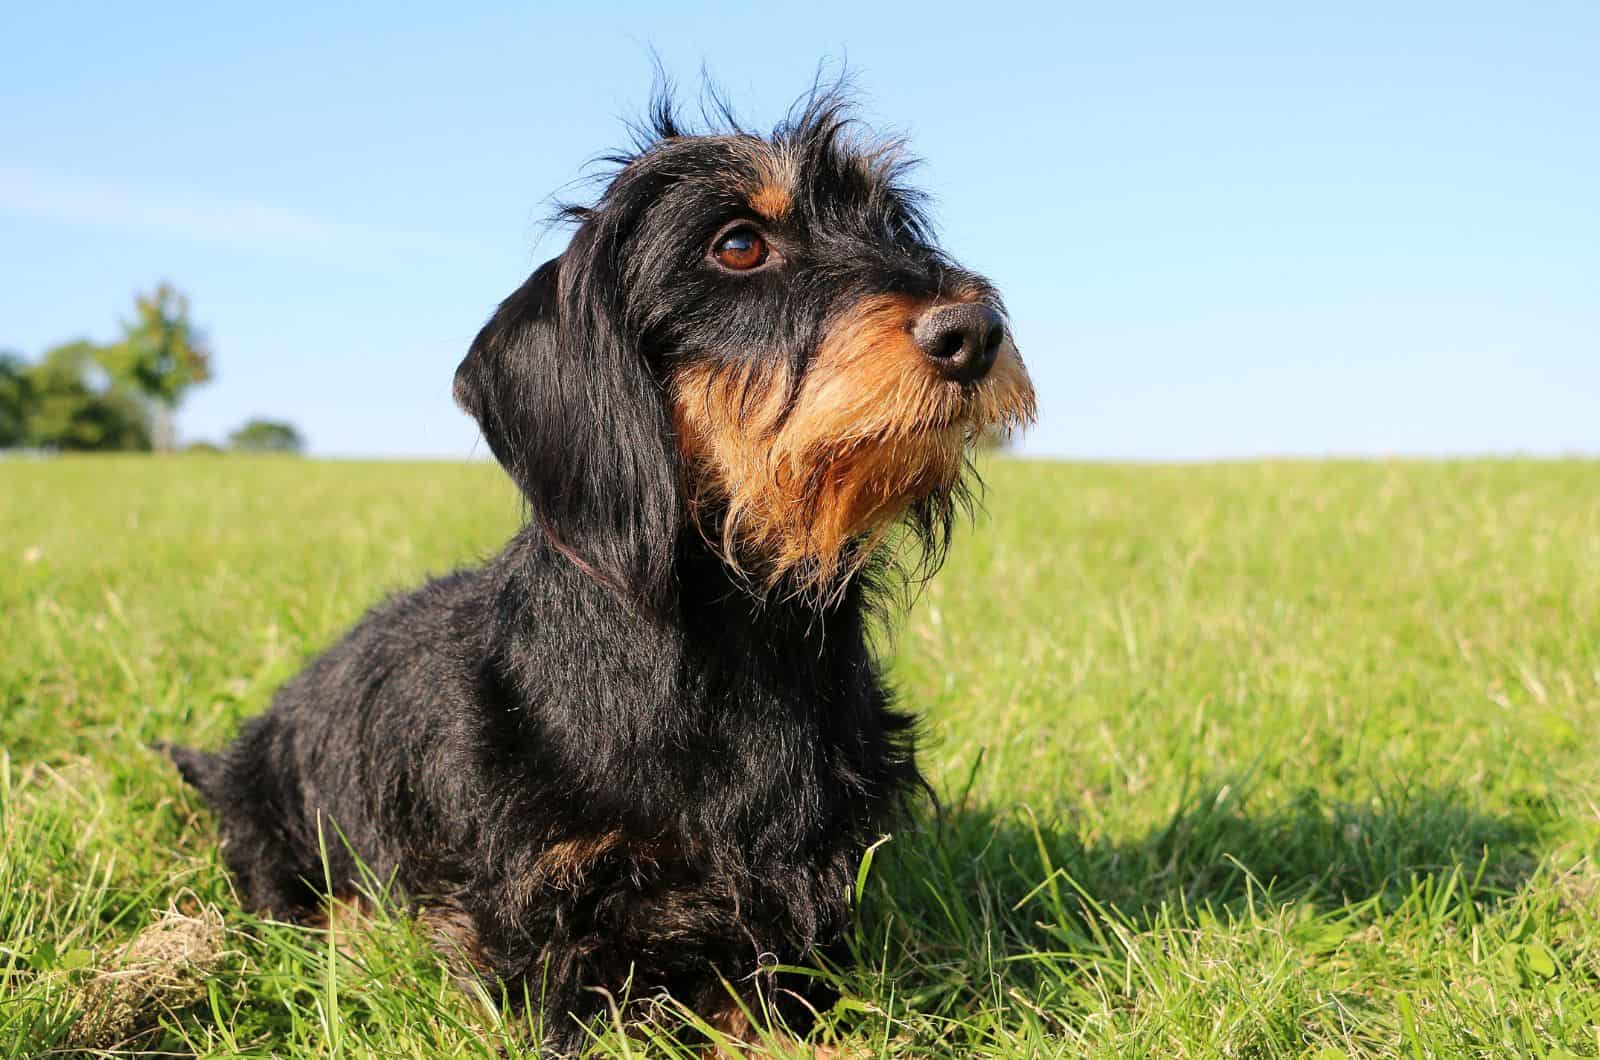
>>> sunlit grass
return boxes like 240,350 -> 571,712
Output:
3,455 -> 1598,1056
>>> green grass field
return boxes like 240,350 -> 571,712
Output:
4,456 -> 1599,1057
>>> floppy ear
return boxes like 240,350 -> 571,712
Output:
454,256 -> 680,608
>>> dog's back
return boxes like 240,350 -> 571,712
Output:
168,567 -> 489,913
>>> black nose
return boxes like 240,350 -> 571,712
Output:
913,303 -> 1006,383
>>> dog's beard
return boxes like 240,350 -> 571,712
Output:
670,298 -> 1034,601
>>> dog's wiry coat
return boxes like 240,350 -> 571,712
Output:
164,86 -> 1034,1054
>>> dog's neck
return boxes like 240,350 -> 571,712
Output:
485,524 -> 916,852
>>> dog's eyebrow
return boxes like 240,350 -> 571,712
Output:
747,179 -> 792,221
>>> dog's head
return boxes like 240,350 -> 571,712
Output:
455,89 -> 1035,609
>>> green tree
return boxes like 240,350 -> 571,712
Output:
228,418 -> 304,454
101,283 -> 213,450
25,341 -> 152,451
0,351 -> 32,447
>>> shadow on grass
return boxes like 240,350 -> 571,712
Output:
815,782 -> 1551,1052
866,778 -> 1540,954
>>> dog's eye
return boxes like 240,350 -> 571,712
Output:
710,226 -> 771,271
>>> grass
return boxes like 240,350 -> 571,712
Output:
3,454 -> 1599,1057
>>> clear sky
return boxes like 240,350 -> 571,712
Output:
3,2 -> 1596,459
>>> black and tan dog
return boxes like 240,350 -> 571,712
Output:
164,86 -> 1034,1053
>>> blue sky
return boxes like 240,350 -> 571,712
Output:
3,2 -> 1596,459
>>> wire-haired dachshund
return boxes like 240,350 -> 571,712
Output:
165,82 -> 1034,1055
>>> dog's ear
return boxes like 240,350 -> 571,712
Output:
455,255 -> 679,608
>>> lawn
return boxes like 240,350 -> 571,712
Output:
3,455 -> 1598,1058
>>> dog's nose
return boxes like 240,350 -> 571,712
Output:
912,303 -> 1005,383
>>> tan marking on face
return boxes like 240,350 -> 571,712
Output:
671,295 -> 1036,594
747,140 -> 798,218
748,181 -> 791,221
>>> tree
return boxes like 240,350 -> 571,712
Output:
228,418 -> 304,454
101,283 -> 213,450
24,341 -> 152,451
0,351 -> 31,447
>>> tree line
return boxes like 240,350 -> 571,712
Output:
0,284 -> 302,454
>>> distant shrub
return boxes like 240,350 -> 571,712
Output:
227,419 -> 305,454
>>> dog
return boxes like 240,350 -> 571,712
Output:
163,85 -> 1035,1054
